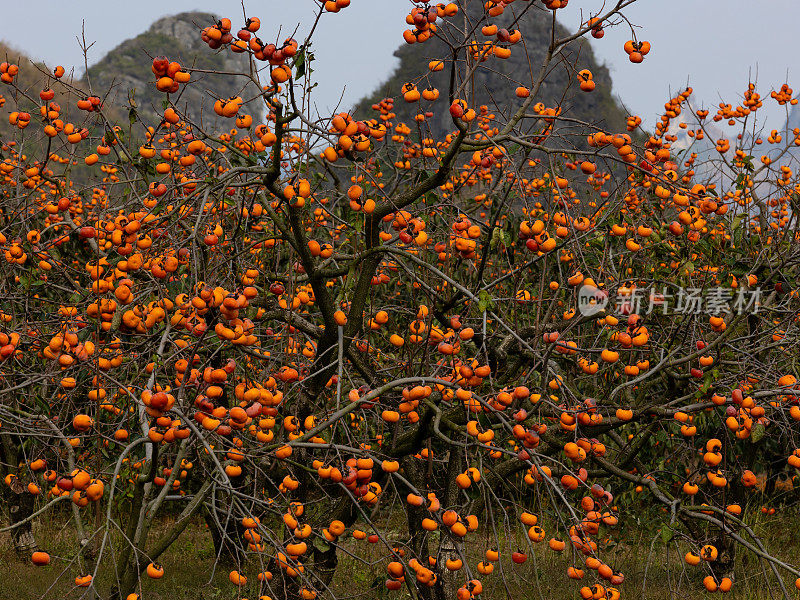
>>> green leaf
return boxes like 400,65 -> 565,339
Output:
490,228 -> 501,250
733,225 -> 743,250
751,422 -> 765,443
699,373 -> 713,394
312,537 -> 330,553
295,45 -> 314,80
660,526 -> 674,544
477,290 -> 494,313
294,47 -> 306,79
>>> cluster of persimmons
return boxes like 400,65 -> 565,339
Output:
1,2 -> 800,600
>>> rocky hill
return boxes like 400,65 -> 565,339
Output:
85,12 -> 260,134
2,7 -> 630,154
0,42 -> 53,144
354,3 -> 629,142
0,13 -> 259,147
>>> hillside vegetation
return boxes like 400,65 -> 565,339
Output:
85,12 -> 260,133
354,3 -> 629,141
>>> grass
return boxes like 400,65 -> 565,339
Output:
0,514 -> 232,599
2,507 -> 799,599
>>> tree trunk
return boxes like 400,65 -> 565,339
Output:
5,477 -> 38,554
203,500 -> 246,564
434,451 -> 462,600
402,457 -> 434,600
0,433 -> 38,554
711,531 -> 736,583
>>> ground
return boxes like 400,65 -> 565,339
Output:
1,504 -> 797,599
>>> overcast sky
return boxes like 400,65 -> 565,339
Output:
3,1 -> 799,129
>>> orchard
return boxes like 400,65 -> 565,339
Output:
2,1 -> 800,599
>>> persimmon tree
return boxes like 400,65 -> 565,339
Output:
2,1 -> 800,600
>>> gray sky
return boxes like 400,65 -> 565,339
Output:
3,1 -> 799,129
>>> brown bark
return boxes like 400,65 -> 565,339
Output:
0,433 -> 38,554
